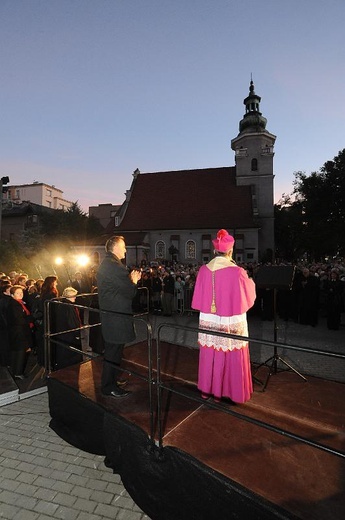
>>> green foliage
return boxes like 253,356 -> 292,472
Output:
275,149 -> 345,261
274,196 -> 305,261
37,201 -> 103,246
0,241 -> 37,275
0,201 -> 104,277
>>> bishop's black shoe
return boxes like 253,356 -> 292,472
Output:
116,378 -> 128,387
102,386 -> 131,398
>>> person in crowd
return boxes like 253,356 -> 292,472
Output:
35,275 -> 59,367
23,278 -> 36,309
139,269 -> 152,312
8,271 -> 18,285
0,279 -> 12,367
7,284 -> 34,379
185,269 -> 196,289
53,286 -> 84,370
151,269 -> 163,314
295,267 -> 320,326
183,269 -> 197,313
161,270 -> 175,316
70,270 -> 93,339
71,270 -> 92,294
88,286 -> 104,355
323,269 -> 344,330
26,278 -> 44,314
97,236 -> 141,398
15,274 -> 28,287
175,275 -> 185,314
192,229 -> 256,404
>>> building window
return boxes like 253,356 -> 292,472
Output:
155,241 -> 166,259
235,148 -> 247,157
27,214 -> 38,226
185,240 -> 196,259
47,200 -> 52,208
115,216 -> 119,227
235,237 -> 244,250
202,234 -> 211,250
261,145 -> 273,154
251,158 -> 258,171
46,189 -> 52,197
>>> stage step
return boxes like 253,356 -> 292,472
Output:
0,367 -> 19,406
0,366 -> 47,407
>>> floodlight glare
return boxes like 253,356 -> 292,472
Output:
55,257 -> 63,266
76,254 -> 89,267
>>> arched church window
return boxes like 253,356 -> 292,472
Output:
185,240 -> 196,259
251,158 -> 258,171
155,241 -> 166,259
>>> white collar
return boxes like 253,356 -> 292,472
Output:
207,256 -> 237,272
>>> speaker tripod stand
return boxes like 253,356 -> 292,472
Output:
253,266 -> 307,391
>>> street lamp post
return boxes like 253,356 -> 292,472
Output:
0,176 -> 10,242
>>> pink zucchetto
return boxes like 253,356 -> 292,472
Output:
212,229 -> 235,253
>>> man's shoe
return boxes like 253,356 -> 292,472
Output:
102,386 -> 131,398
117,378 -> 128,387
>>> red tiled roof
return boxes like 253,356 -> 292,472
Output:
117,167 -> 256,230
81,231 -> 148,247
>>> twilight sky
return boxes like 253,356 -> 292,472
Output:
1,0 -> 344,213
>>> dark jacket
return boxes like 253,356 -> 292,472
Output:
96,252 -> 138,344
53,298 -> 83,369
0,293 -> 11,365
7,298 -> 34,351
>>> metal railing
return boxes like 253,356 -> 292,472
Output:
43,294 -> 345,462
155,322 -> 345,459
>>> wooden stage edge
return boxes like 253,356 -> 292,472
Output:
47,341 -> 345,520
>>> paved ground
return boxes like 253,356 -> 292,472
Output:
1,311 -> 344,520
0,392 -> 150,520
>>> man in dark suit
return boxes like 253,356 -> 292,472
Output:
96,236 -> 141,398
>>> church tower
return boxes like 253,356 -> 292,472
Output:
231,79 -> 276,261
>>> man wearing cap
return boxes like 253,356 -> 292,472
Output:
192,229 -> 256,404
97,236 -> 141,398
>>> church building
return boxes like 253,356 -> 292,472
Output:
88,80 -> 276,267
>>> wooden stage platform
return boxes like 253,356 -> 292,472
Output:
47,341 -> 345,520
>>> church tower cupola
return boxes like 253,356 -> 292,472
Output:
231,78 -> 276,262
239,79 -> 267,133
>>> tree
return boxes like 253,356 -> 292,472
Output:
275,149 -> 345,261
40,202 -> 103,244
0,202 -> 104,276
293,149 -> 345,259
274,195 -> 305,262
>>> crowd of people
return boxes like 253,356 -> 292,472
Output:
133,258 -> 345,331
0,271 -> 88,378
252,261 -> 345,330
1,256 -> 344,381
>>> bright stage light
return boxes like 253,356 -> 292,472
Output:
76,254 -> 89,267
55,257 -> 63,266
